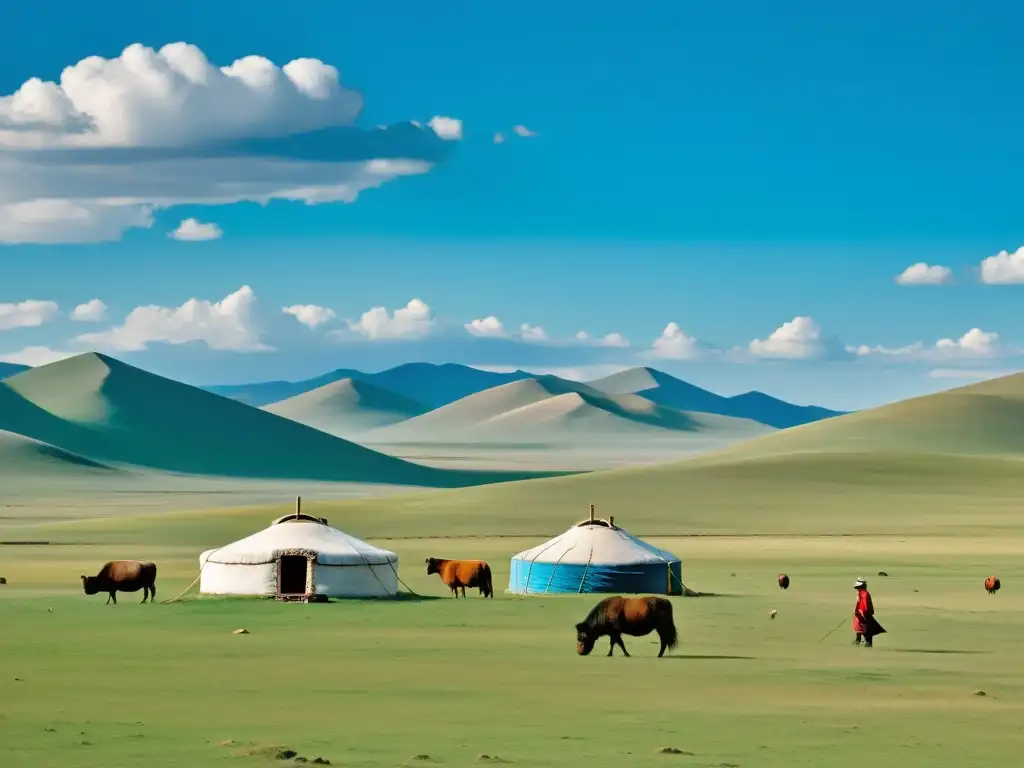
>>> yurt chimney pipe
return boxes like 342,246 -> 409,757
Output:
296,496 -> 301,518
609,516 -> 615,528
590,504 -> 595,523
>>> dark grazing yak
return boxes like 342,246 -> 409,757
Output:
985,576 -> 1001,595
574,595 -> 678,658
82,560 -> 158,605
425,557 -> 493,598
778,573 -> 790,590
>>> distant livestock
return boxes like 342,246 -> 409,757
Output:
81,560 -> 158,605
985,576 -> 1001,595
574,595 -> 678,658
778,573 -> 790,590
425,557 -> 493,598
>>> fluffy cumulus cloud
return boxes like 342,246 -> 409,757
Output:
465,316 -> 506,337
282,303 -> 336,329
170,218 -> 223,242
77,285 -> 269,352
70,298 -> 107,322
748,316 -> 827,359
513,124 -> 537,137
519,323 -> 548,342
0,299 -> 59,330
345,298 -> 435,340
0,43 -> 460,244
979,246 -> 1024,284
575,330 -> 630,348
427,116 -> 462,141
895,262 -> 952,285
645,322 -> 700,360
850,328 -> 1003,361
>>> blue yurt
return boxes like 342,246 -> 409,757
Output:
508,510 -> 684,595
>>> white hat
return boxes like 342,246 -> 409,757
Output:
854,578 -> 866,588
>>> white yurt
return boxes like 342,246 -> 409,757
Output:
508,507 -> 684,595
199,504 -> 399,600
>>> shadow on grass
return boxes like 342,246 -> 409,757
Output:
682,591 -> 741,598
888,648 -> 989,655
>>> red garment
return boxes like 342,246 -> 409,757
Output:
853,589 -> 874,633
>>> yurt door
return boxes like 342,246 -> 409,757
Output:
278,555 -> 308,596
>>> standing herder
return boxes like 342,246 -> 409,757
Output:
852,578 -> 885,647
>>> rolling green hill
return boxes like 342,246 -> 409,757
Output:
262,377 -> 428,435
0,353 -> 560,488
694,370 -> 1024,461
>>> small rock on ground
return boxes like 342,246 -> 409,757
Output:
232,628 -> 249,635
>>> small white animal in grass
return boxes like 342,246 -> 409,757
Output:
769,609 -> 777,620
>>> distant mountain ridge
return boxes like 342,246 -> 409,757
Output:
366,374 -> 774,442
262,377 -> 429,436
0,362 -> 28,380
209,363 -> 843,429
206,362 -> 533,408
585,367 -> 846,429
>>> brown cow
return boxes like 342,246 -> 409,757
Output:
575,595 -> 678,658
81,560 -> 157,605
425,557 -> 493,598
985,576 -> 1001,595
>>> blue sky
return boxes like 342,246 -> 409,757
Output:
0,0 -> 1021,410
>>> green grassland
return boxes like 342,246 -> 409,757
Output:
3,372 -> 1024,766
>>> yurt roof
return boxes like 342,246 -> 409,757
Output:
200,517 -> 397,566
511,517 -> 679,566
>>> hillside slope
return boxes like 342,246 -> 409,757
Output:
262,378 -> 428,435
699,370 -> 1024,460
586,367 -> 845,428
0,353 -> 554,487
0,428 -> 122,477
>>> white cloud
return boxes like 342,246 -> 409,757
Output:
170,218 -> 223,242
519,323 -> 548,342
0,43 -> 453,244
936,328 -> 999,356
895,262 -> 952,285
0,299 -> 59,330
979,246 -> 1024,284
71,298 -> 107,322
493,132 -> 505,144
346,298 -> 434,340
598,332 -> 629,348
513,124 -> 537,137
850,328 -> 1003,361
575,330 -> 630,348
647,322 -> 700,360
465,316 -> 507,337
427,116 -> 462,141
749,316 -> 824,359
0,345 -> 76,366
282,304 -> 336,329
76,285 -> 269,352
